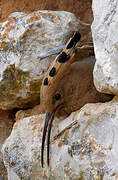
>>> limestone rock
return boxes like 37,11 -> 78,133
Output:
0,10 -> 89,110
2,97 -> 118,179
92,0 -> 118,95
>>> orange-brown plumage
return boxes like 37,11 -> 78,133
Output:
40,32 -> 112,167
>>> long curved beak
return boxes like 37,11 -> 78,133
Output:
41,112 -> 54,168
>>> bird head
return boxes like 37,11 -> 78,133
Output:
40,32 -> 81,167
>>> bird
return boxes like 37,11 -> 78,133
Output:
40,32 -> 113,168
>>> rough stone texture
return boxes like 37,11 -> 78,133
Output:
0,10 -> 89,110
8,168 -> 20,180
92,0 -> 118,95
0,110 -> 14,180
0,0 -> 93,24
2,97 -> 118,180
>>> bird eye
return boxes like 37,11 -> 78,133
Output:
54,93 -> 61,100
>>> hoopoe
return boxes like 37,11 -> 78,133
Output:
40,32 -> 113,167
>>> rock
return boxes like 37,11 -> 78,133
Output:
92,0 -> 118,95
0,10 -> 90,110
2,97 -> 118,179
0,110 -> 14,180
7,168 -> 20,180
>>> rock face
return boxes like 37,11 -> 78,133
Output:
92,0 -> 118,95
2,97 -> 118,180
0,10 -> 89,110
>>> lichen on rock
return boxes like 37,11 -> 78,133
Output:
0,10 -> 86,110
1,1 -> 118,179
2,97 -> 118,180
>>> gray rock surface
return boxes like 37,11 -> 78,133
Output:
7,168 -> 20,180
0,10 -> 89,110
92,0 -> 118,95
2,97 -> 118,180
